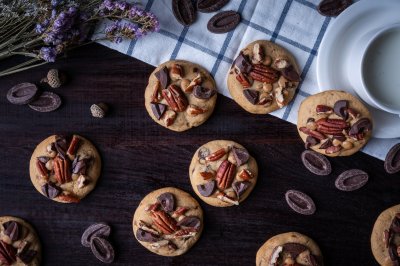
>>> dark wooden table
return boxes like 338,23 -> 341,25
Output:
0,43 -> 398,266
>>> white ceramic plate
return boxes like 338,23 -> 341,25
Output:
317,0 -> 400,138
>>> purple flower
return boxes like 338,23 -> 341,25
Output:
51,0 -> 60,7
116,1 -> 129,11
39,47 -> 57,62
103,0 -> 114,10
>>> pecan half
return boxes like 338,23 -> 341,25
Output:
216,160 -> 236,190
36,159 -> 48,179
67,135 -> 80,156
186,104 -> 207,116
151,210 -> 179,235
162,84 -> 188,112
53,156 -> 71,184
205,148 -> 226,161
316,118 -> 349,129
249,64 -> 280,83
235,73 -> 252,88
151,81 -> 163,103
316,105 -> 333,115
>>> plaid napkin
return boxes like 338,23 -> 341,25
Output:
96,0 -> 398,161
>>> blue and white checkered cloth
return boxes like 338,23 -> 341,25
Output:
96,0 -> 398,161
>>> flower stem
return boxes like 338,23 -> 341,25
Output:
0,59 -> 48,77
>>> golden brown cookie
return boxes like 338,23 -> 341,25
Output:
29,134 -> 101,203
145,60 -> 217,132
227,40 -> 301,114
132,187 -> 203,256
189,140 -> 258,207
297,90 -> 373,157
371,204 -> 400,266
256,232 -> 324,266
0,216 -> 41,266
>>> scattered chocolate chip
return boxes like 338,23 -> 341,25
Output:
207,11 -> 241,34
193,86 -> 216,100
282,65 -> 300,82
150,103 -> 167,120
319,139 -> 332,150
309,253 -> 321,266
6,83 -> 39,105
335,169 -> 368,192
232,53 -> 252,73
197,0 -> 229,13
81,223 -> 111,248
172,0 -> 196,26
136,228 -> 159,243
332,134 -> 346,142
41,183 -> 61,199
3,221 -> 20,241
28,91 -> 62,112
333,100 -> 348,119
317,0 -> 353,17
157,192 -> 175,212
301,150 -> 331,176
232,146 -> 249,166
348,118 -> 372,135
285,189 -> 316,215
243,89 -> 259,105
17,249 -> 37,264
0,240 -> 17,265
198,147 -> 210,159
232,181 -> 250,199
154,66 -> 170,90
384,143 -> 400,174
282,243 -> 307,259
90,236 -> 114,264
37,156 -> 50,164
177,216 -> 201,230
307,117 -> 315,123
197,180 -> 216,197
305,136 -> 320,149
389,243 -> 398,261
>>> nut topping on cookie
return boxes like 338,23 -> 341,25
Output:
185,73 -> 202,93
170,64 -> 184,80
67,135 -> 80,157
216,160 -> 236,190
252,43 -> 264,64
216,191 -> 239,205
250,64 -> 280,83
187,104 -> 207,116
205,148 -> 226,162
316,105 -> 333,115
236,73 -> 253,88
162,85 -> 188,112
163,110 -> 177,127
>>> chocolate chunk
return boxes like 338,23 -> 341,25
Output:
232,181 -> 250,199
154,66 -> 170,90
207,11 -> 241,34
318,0 -> 353,17
232,53 -> 252,73
150,103 -> 167,120
282,65 -> 300,82
0,240 -> 17,265
177,216 -> 201,230
3,221 -> 20,241
157,192 -> 175,212
385,143 -> 400,174
305,136 -> 319,149
41,183 -> 61,199
37,156 -> 50,164
136,228 -> 159,243
81,223 -> 111,248
55,136 -> 67,160
172,0 -> 196,26
348,118 -> 372,135
301,150 -> 331,176
90,236 -> 114,264
309,254 -> 321,266
28,91 -> 62,112
285,189 -> 316,215
17,249 -> 37,264
72,156 -> 89,175
198,0 -> 229,13
197,180 -> 216,197
389,244 -> 398,261
232,146 -> 249,166
282,243 -> 307,259
193,86 -> 216,100
198,147 -> 210,159
319,139 -> 332,150
7,83 -> 39,105
391,217 -> 400,233
333,100 -> 348,119
332,134 -> 346,142
335,169 -> 368,192
243,89 -> 259,105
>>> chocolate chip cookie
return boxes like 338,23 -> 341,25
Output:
132,187 -> 203,256
0,216 -> 42,266
256,232 -> 324,266
145,60 -> 217,132
29,135 -> 101,203
189,140 -> 258,207
227,40 -> 301,114
297,90 -> 373,157
371,204 -> 400,266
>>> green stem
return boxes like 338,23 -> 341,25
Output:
0,60 -> 48,77
0,37 -> 42,59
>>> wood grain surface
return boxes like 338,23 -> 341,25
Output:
0,43 -> 398,266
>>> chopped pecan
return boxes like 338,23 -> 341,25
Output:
53,156 -> 71,184
200,171 -> 215,180
274,58 -> 290,69
163,110 -> 177,127
185,73 -> 202,93
275,87 -> 286,108
258,92 -> 273,106
36,159 -> 48,179
299,127 -> 326,140
316,118 -> 349,129
67,135 -> 80,156
57,193 -> 80,203
162,85 -> 188,112
151,210 -> 179,235
238,169 -> 253,181
151,81 -> 162,103
347,108 -> 359,120
316,105 -> 333,115
146,202 -> 160,212
252,43 -> 264,64
216,191 -> 239,205
205,148 -> 226,162
172,207 -> 188,218
216,160 -> 236,190
170,64 -> 183,80
186,104 -> 207,116
174,228 -> 197,238
235,73 -> 252,88
249,64 -> 280,83
325,145 -> 342,154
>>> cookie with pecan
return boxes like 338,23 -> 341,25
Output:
297,90 -> 373,157
371,204 -> 400,266
189,140 -> 258,207
227,40 -> 301,114
144,60 -> 217,132
256,232 -> 324,266
132,187 -> 203,256
0,216 -> 42,266
29,135 -> 101,203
